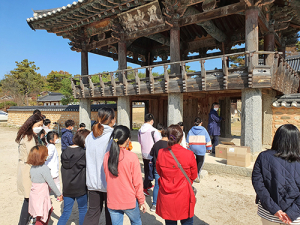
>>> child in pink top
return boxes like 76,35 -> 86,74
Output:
103,125 -> 146,225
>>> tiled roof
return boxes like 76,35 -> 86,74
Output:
273,94 -> 300,108
8,104 -> 117,112
26,1 -> 86,23
37,92 -> 64,102
286,54 -> 300,72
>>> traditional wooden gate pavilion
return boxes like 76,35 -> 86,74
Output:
27,0 -> 300,156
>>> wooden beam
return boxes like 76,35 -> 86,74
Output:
86,37 -> 119,51
179,2 -> 246,27
90,49 -> 147,66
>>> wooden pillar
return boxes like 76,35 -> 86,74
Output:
118,38 -> 127,82
79,51 -> 91,130
117,38 -> 130,128
245,7 -> 259,66
220,97 -> 231,138
264,31 -> 275,66
170,26 -> 181,74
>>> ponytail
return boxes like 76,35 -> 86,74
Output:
167,124 -> 183,147
108,140 -> 120,176
93,107 -> 115,138
108,125 -> 131,177
92,123 -> 104,138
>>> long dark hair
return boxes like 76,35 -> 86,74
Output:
93,107 -> 115,138
167,124 -> 183,147
273,124 -> 300,162
16,114 -> 43,144
108,125 -> 131,177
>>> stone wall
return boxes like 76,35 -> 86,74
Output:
7,110 -> 99,131
272,107 -> 300,136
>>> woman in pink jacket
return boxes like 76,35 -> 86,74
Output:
103,125 -> 146,225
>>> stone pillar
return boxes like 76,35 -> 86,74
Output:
117,38 -> 130,128
170,26 -> 180,74
220,97 -> 231,138
117,97 -> 130,127
241,89 -> 262,154
262,89 -> 276,146
79,51 -> 91,130
264,31 -> 275,66
245,7 -> 259,66
168,93 -> 183,126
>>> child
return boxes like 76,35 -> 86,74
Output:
46,131 -> 60,191
43,119 -> 52,134
103,125 -> 146,224
186,117 -> 212,183
27,145 -> 63,225
78,123 -> 86,131
61,120 -> 75,151
58,129 -> 90,225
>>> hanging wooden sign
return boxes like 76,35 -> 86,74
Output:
118,0 -> 164,33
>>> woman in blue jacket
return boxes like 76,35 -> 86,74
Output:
207,102 -> 223,154
186,117 -> 212,183
252,124 -> 300,225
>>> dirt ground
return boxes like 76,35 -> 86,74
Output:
0,125 -> 261,225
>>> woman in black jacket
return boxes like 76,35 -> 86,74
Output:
252,124 -> 300,225
58,129 -> 90,225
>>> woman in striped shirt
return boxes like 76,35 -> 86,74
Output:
252,124 -> 300,225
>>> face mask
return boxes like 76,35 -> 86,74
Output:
214,108 -> 219,111
33,127 -> 43,134
55,139 -> 60,144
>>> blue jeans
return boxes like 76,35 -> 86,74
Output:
108,201 -> 142,225
165,217 -> 193,225
57,194 -> 88,225
153,169 -> 160,206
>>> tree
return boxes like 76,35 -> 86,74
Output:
2,59 -> 45,106
59,78 -> 78,105
46,70 -> 71,91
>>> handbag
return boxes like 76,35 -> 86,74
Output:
169,148 -> 197,197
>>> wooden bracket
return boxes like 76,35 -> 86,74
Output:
110,72 -> 116,96
88,75 -> 95,97
200,59 -> 206,91
98,73 -> 105,96
181,62 -> 187,92
148,67 -> 154,94
71,78 -> 76,98
79,77 -> 85,98
135,69 -> 141,95
164,65 -> 169,93
222,56 -> 228,89
122,70 -> 128,96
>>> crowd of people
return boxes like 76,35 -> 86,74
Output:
15,104 -> 300,225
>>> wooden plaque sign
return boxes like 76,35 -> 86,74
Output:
118,0 -> 165,34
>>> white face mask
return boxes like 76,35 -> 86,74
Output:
214,108 -> 219,111
33,127 -> 43,134
55,139 -> 60,144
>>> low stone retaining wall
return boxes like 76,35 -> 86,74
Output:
272,107 -> 300,136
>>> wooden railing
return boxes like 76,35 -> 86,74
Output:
71,51 -> 300,99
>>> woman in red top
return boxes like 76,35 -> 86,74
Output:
156,124 -> 198,225
103,125 -> 146,225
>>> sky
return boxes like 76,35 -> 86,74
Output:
0,0 -> 244,80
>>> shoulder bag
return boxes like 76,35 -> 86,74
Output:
169,148 -> 197,197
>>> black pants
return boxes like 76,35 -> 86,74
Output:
143,158 -> 153,190
83,191 -> 112,225
195,155 -> 205,178
211,135 -> 219,153
18,198 -> 30,225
